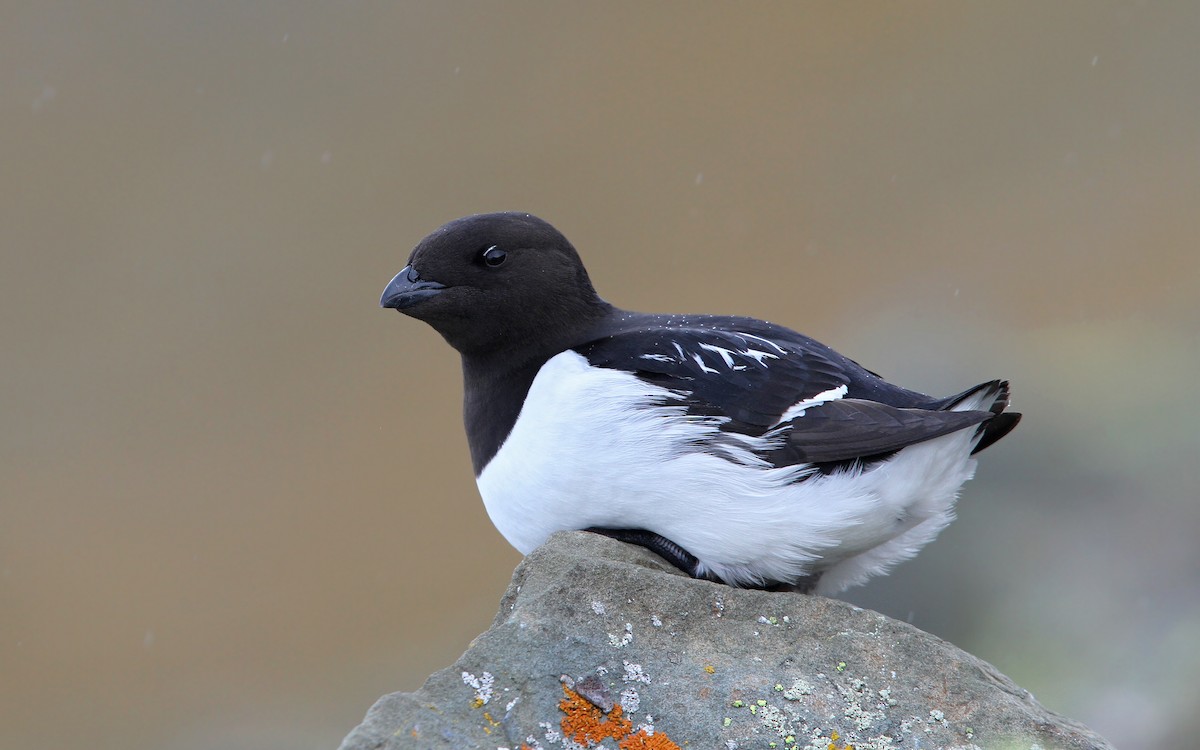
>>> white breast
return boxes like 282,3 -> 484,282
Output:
475,350 -> 979,593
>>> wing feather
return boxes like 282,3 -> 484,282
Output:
576,317 -> 999,470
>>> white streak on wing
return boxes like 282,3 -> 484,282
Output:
699,343 -> 737,368
773,384 -> 849,425
738,332 -> 787,354
639,353 -> 675,363
741,348 -> 779,366
691,353 -> 720,375
672,342 -> 687,360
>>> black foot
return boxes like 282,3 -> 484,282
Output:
583,527 -> 821,593
584,527 -> 718,582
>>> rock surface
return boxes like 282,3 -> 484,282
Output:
340,531 -> 1112,750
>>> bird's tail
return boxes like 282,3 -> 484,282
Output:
935,379 -> 1021,454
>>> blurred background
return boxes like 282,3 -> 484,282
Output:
3,2 -> 1197,748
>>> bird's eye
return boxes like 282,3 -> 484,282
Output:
481,245 -> 507,267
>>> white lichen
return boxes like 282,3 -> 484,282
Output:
461,670 -> 494,705
620,686 -> 641,713
537,720 -> 586,750
757,703 -> 799,738
622,660 -> 651,684
782,679 -> 815,701
607,622 -> 633,647
634,720 -> 657,737
835,676 -> 885,730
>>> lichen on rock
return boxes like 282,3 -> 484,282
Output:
338,531 -> 1113,750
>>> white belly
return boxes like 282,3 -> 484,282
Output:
475,350 -> 978,593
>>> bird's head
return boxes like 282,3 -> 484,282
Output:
381,212 -> 610,358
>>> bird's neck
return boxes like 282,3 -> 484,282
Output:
460,352 -> 541,476
458,303 -> 617,475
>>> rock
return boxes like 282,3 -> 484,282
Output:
340,531 -> 1112,750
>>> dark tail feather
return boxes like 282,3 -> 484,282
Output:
973,411 -> 1021,454
932,379 -> 1021,454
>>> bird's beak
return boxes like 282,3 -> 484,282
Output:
380,265 -> 446,310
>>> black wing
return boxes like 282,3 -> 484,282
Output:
768,399 -> 989,464
575,314 -> 998,469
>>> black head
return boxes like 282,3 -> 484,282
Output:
381,212 -> 612,358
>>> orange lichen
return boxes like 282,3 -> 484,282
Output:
618,728 -> 682,750
560,684 -> 633,744
557,684 -> 681,749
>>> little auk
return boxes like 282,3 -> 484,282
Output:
381,212 -> 1020,594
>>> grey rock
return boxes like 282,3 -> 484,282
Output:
340,531 -> 1112,750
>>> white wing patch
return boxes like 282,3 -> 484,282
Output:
646,332 -> 787,374
773,384 -> 849,426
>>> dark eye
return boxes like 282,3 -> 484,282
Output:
481,245 -> 507,267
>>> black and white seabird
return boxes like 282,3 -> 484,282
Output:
380,212 -> 1020,594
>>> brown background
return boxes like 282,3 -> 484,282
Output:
4,3 -> 1198,748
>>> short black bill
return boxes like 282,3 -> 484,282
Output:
380,265 -> 446,309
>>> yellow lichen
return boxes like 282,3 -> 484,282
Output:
704,665 -> 716,674
827,729 -> 856,750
